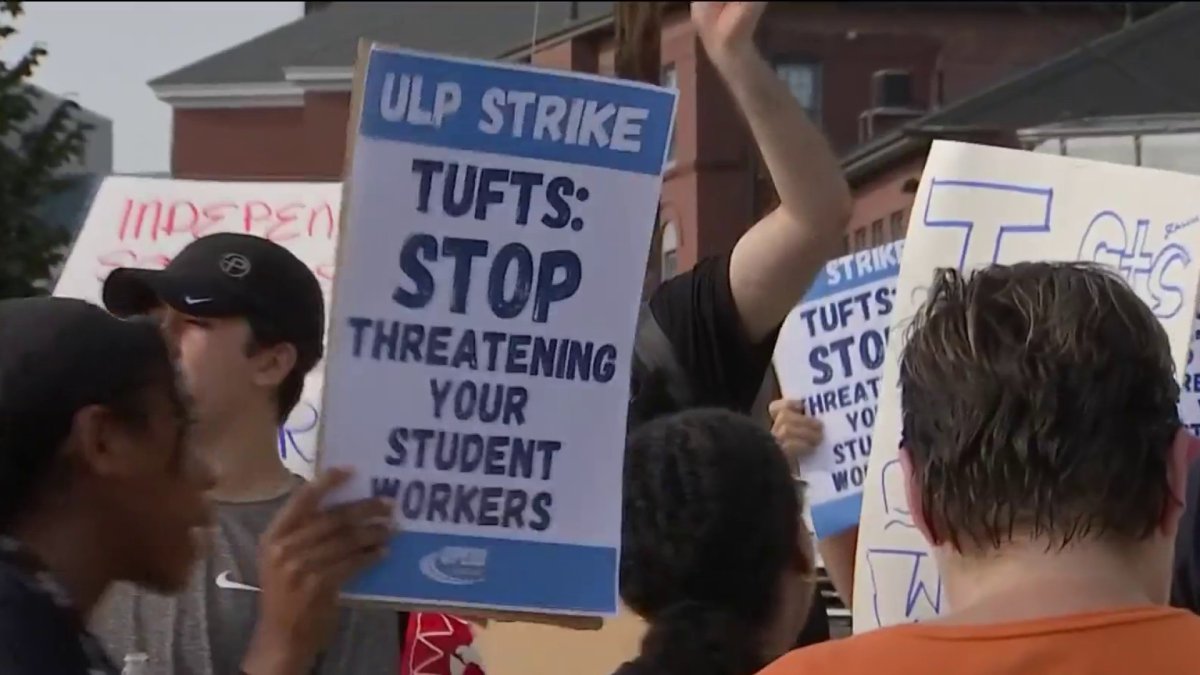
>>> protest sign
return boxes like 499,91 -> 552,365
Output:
51,176 -> 342,478
1184,318 -> 1200,438
852,140 -> 1200,632
317,44 -> 676,617
773,240 -> 903,538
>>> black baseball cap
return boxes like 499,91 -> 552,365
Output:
0,297 -> 176,471
101,233 -> 325,364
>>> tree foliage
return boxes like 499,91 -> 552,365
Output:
0,0 -> 91,298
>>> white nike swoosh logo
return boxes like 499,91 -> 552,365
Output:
214,570 -> 260,593
184,296 -> 213,305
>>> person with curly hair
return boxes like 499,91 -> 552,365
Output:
616,408 -> 816,675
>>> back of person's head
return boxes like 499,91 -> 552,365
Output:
900,262 -> 1185,563
621,408 -> 813,675
0,297 -> 213,591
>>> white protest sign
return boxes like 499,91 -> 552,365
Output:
51,176 -> 341,478
852,141 -> 1200,632
1183,314 -> 1200,436
318,45 -> 676,617
773,240 -> 902,538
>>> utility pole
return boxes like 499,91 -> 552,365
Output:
614,1 -> 665,297
614,2 -> 662,85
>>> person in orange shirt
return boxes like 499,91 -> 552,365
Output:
760,261 -> 1200,675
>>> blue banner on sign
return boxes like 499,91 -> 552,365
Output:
346,532 -> 618,614
360,48 -> 676,176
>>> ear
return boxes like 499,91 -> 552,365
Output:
1161,428 -> 1195,535
250,342 -> 298,389
65,404 -> 138,478
900,445 -> 939,547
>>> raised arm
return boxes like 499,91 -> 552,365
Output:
693,1 -> 852,342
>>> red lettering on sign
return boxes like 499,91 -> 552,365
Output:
114,197 -> 338,242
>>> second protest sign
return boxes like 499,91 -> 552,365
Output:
318,44 -> 676,617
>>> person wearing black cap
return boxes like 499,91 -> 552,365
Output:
90,233 -> 400,675
0,296 -> 210,674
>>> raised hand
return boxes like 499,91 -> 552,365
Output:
691,1 -> 767,63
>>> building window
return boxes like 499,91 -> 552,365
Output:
889,210 -> 906,240
1062,135 -> 1137,167
774,60 -> 820,124
1140,132 -> 1200,175
662,64 -> 678,163
661,220 -> 679,279
870,219 -> 883,246
853,227 -> 866,252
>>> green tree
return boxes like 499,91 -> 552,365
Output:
0,0 -> 91,298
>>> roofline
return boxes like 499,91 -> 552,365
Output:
155,10 -> 618,105
153,82 -> 304,109
1017,112 -> 1200,139
496,13 -> 615,61
842,132 -> 925,185
283,66 -> 355,92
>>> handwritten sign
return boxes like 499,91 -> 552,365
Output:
317,46 -> 675,617
51,176 -> 342,478
773,241 -> 902,538
852,141 -> 1200,631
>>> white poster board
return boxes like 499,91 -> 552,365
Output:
51,176 -> 341,478
318,45 -> 676,617
853,140 -> 1200,631
773,241 -> 903,537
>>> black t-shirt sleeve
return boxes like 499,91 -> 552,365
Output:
0,593 -> 96,675
647,254 -> 779,413
1171,459 -> 1200,612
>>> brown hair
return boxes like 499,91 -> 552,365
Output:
900,261 -> 1180,553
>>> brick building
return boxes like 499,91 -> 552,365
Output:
151,1 -> 1152,283
843,1 -> 1199,254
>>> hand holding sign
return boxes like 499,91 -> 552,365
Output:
768,399 -> 824,464
243,468 -> 393,674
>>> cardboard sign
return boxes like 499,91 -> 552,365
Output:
852,141 -> 1200,631
51,176 -> 341,478
317,44 -> 676,617
773,241 -> 903,537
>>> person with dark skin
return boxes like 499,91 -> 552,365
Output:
0,297 -> 388,675
90,234 -> 398,675
616,408 -> 816,675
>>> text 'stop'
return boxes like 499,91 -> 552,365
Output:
360,47 -> 678,176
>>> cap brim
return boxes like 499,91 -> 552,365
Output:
102,268 -> 167,317
102,268 -> 243,318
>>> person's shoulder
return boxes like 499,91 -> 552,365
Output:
1159,606 -> 1200,629
0,572 -> 95,673
757,630 -> 902,674
647,255 -> 729,317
